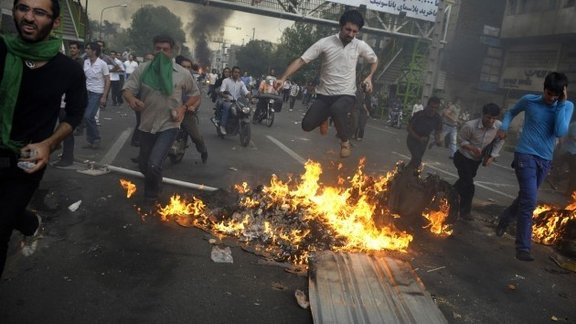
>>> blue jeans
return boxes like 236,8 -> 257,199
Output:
219,101 -> 232,126
498,153 -> 551,252
138,128 -> 178,199
84,91 -> 102,144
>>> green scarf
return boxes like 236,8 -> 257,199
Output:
0,34 -> 62,152
141,52 -> 174,96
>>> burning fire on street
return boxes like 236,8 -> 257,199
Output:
120,159 -> 456,265
532,192 -> 576,248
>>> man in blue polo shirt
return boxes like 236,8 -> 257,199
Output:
495,72 -> 574,262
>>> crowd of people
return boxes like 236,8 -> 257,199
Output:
0,1 -> 574,281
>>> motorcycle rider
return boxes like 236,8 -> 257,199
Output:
212,67 -> 230,103
218,66 -> 251,135
254,75 -> 279,121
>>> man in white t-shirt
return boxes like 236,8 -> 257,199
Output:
83,42 -> 110,148
109,51 -> 125,106
218,66 -> 251,135
124,54 -> 138,79
275,10 -> 378,158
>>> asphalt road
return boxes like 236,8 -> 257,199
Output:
1,95 -> 574,323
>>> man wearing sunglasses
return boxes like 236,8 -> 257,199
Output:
495,72 -> 574,262
0,0 -> 87,276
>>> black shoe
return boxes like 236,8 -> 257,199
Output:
201,151 -> 208,164
54,160 -> 74,168
130,157 -> 140,164
495,224 -> 506,237
516,250 -> 534,262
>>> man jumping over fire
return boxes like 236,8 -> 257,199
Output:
274,10 -> 378,158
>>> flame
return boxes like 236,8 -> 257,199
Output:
133,159 -> 462,265
422,198 -> 453,236
532,192 -> 576,245
119,179 -> 136,198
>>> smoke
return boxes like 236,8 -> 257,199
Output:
187,6 -> 232,67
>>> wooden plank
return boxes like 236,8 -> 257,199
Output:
309,251 -> 448,324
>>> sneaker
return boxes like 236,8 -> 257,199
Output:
21,212 -> 42,257
219,125 -> 227,135
494,220 -> 508,237
319,120 -> 329,135
340,141 -> 352,158
516,250 -> 534,262
53,159 -> 74,168
201,151 -> 208,164
495,224 -> 506,237
82,141 -> 100,149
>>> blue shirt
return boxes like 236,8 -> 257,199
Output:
500,94 -> 574,160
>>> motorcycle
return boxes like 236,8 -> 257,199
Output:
253,93 -> 283,127
167,127 -> 188,164
211,94 -> 252,147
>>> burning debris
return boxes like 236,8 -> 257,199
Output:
533,193 -> 576,257
120,179 -> 136,198
120,159 -> 457,265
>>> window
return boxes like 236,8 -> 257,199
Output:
480,46 -> 502,84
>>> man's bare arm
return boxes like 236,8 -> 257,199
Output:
274,58 -> 306,90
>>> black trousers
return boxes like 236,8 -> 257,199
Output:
110,77 -> 124,105
406,134 -> 428,169
302,94 -> 354,142
0,149 -> 44,276
58,108 -> 75,162
453,150 -> 481,216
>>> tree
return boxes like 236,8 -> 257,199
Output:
126,5 -> 188,57
273,22 -> 334,84
235,40 -> 275,78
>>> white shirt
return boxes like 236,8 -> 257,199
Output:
208,73 -> 218,85
124,60 -> 139,75
109,57 -> 125,81
301,34 -> 377,96
84,57 -> 110,93
220,77 -> 249,100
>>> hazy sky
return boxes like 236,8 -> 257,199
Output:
88,0 -> 294,48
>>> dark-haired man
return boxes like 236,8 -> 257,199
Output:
406,96 -> 443,170
0,0 -> 87,276
452,103 -> 504,221
123,35 -> 199,202
274,10 -> 378,158
496,72 -> 574,261
218,66 -> 250,135
175,55 -> 208,163
82,41 -> 110,149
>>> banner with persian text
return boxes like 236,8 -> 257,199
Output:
329,0 -> 439,22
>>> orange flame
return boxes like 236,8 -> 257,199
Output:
532,193 -> 576,245
119,179 -> 136,198
134,159 -> 461,265
423,198 -> 453,236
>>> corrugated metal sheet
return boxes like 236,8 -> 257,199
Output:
308,251 -> 448,324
